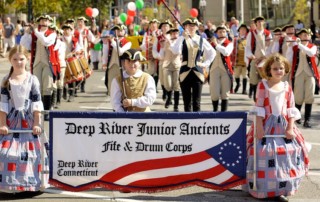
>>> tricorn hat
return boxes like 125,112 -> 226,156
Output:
159,20 -> 173,29
65,18 -> 75,24
77,16 -> 89,23
111,24 -> 127,31
121,49 -> 146,61
281,24 -> 294,32
182,17 -> 200,26
36,14 -> 53,22
272,27 -> 282,33
215,25 -> 228,33
166,28 -> 179,34
254,16 -> 265,23
296,28 -> 312,36
149,19 -> 160,24
237,24 -> 249,32
61,24 -> 73,30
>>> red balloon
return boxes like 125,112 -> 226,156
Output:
190,8 -> 198,18
86,7 -> 93,17
127,9 -> 136,17
125,16 -> 134,25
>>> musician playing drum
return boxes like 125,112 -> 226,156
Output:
245,16 -> 272,102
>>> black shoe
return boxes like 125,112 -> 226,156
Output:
278,195 -> 289,202
44,114 -> 49,121
81,88 -> 85,93
173,106 -> 179,112
296,119 -> 302,124
68,96 -> 74,102
303,120 -> 312,128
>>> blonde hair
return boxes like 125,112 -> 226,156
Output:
263,53 -> 290,78
2,45 -> 29,88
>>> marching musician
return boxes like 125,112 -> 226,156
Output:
29,14 -> 58,120
152,20 -> 173,105
286,28 -> 320,128
76,16 -> 100,93
139,19 -> 161,91
102,24 -> 132,95
110,49 -> 156,112
232,24 -> 249,94
209,25 -> 234,112
59,24 -> 83,102
158,28 -> 182,111
170,17 -> 215,112
245,16 -> 272,102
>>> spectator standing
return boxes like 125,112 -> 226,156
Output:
205,20 -> 216,39
2,17 -> 15,57
15,19 -> 23,45
295,20 -> 304,31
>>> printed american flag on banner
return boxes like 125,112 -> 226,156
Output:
99,120 -> 246,191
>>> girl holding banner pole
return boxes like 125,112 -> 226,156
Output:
0,45 -> 48,195
245,53 -> 310,202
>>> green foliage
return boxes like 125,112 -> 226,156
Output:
293,0 -> 311,25
2,0 -> 113,26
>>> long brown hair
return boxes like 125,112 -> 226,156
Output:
2,45 -> 29,89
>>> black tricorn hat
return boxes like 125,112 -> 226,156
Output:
182,17 -> 200,26
254,16 -> 265,23
215,25 -> 228,33
111,24 -> 127,31
159,20 -> 173,29
272,27 -> 282,33
61,24 -> 73,30
296,28 -> 312,36
281,24 -> 294,32
77,16 -> 89,23
36,14 -> 53,22
121,49 -> 146,61
149,19 -> 160,24
65,18 -> 75,24
166,28 -> 179,34
237,24 -> 249,32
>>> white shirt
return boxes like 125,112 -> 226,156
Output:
110,69 -> 157,112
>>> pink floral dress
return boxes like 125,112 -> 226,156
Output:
245,79 -> 309,198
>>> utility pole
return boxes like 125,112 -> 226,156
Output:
27,0 -> 32,22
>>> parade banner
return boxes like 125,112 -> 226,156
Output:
49,112 -> 247,192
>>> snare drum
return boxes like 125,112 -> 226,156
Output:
64,57 -> 84,84
78,56 -> 92,78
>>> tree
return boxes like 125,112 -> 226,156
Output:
293,0 -> 310,26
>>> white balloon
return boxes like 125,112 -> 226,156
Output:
127,2 -> 136,11
92,8 -> 99,18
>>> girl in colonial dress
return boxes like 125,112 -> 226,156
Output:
245,53 -> 310,202
0,45 -> 48,194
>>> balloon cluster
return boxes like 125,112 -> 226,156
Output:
119,0 -> 145,25
85,7 -> 99,18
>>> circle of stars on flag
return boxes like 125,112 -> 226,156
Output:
218,142 -> 242,167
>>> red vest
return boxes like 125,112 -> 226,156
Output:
250,29 -> 271,54
211,39 -> 233,75
291,43 -> 320,88
31,29 -> 60,81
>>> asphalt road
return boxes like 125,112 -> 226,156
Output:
0,57 -> 319,202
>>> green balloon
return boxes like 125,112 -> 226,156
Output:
135,0 -> 144,10
119,13 -> 127,23
134,25 -> 140,32
93,43 -> 102,51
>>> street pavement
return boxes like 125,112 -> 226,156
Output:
0,57 -> 319,202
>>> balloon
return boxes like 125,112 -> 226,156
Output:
134,25 -> 140,32
135,0 -> 144,10
85,7 -> 93,17
119,13 -> 127,23
93,43 -> 102,51
127,2 -> 136,11
190,8 -> 198,18
92,8 -> 99,18
125,16 -> 134,25
127,9 -> 136,16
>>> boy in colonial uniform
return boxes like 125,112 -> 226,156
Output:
209,25 -> 234,111
286,28 -> 320,128
110,49 -> 156,112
